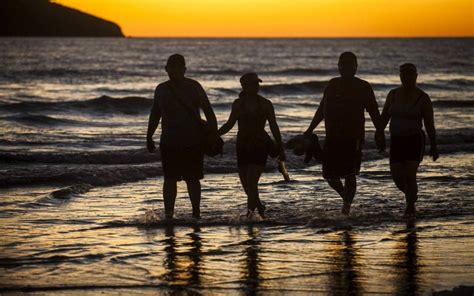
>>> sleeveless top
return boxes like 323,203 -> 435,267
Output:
236,94 -> 268,144
389,88 -> 424,137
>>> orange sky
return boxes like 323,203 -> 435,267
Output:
53,0 -> 473,37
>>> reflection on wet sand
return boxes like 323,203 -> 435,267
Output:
395,220 -> 420,296
328,231 -> 361,295
0,218 -> 472,294
141,221 -> 470,295
162,225 -> 202,293
241,226 -> 262,295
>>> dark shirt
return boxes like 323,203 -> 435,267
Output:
389,87 -> 427,136
322,77 -> 378,140
153,78 -> 207,148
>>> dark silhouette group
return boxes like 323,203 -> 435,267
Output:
147,52 -> 438,219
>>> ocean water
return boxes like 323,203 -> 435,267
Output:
0,38 -> 473,294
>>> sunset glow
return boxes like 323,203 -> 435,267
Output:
53,0 -> 473,37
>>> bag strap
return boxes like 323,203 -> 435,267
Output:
413,92 -> 424,107
168,83 -> 203,125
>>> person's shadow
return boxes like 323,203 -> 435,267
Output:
163,225 -> 202,294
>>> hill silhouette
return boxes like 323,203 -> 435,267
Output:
0,0 -> 124,37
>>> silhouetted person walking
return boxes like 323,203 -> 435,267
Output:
304,52 -> 384,215
147,54 -> 218,219
380,63 -> 438,216
218,73 -> 286,218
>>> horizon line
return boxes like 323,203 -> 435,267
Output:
1,36 -> 472,39
125,35 -> 474,39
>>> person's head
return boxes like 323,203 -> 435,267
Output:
165,54 -> 186,81
240,72 -> 262,95
338,51 -> 358,78
399,63 -> 418,89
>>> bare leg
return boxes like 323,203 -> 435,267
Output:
404,161 -> 420,216
246,164 -> 264,214
327,178 -> 345,199
185,179 -> 201,219
238,166 -> 249,196
163,178 -> 177,219
390,162 -> 407,194
341,174 -> 357,215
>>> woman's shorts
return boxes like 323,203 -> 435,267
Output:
390,131 -> 425,164
236,141 -> 268,168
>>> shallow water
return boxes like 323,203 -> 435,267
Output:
1,38 -> 473,294
1,153 -> 473,294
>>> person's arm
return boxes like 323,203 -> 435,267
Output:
365,83 -> 385,151
365,84 -> 382,131
267,101 -> 286,160
197,83 -> 218,132
380,90 -> 394,131
146,88 -> 162,153
374,90 -> 395,153
421,94 -> 439,161
304,96 -> 324,136
218,100 -> 239,136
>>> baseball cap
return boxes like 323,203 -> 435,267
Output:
240,72 -> 262,84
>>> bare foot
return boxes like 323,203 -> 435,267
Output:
404,204 -> 416,218
257,203 -> 266,219
341,200 -> 351,216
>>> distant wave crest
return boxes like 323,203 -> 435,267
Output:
0,95 -> 153,115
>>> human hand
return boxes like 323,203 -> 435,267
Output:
278,152 -> 287,162
303,129 -> 313,137
375,130 -> 386,152
147,138 -> 156,153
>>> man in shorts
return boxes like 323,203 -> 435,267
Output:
304,52 -> 384,215
146,54 -> 218,219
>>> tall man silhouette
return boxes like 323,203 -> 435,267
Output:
304,52 -> 384,215
147,54 -> 218,219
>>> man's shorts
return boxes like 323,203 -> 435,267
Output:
322,137 -> 362,179
160,144 -> 204,181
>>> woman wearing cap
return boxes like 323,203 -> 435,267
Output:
218,73 -> 286,218
379,63 -> 439,216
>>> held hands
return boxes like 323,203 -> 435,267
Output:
374,130 -> 386,152
146,138 -> 156,153
430,144 -> 439,161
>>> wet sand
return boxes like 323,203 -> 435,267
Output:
1,154 -> 473,294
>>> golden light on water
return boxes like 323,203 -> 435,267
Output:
52,0 -> 473,37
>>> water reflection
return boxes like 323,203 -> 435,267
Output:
128,220 -> 464,294
328,231 -> 361,295
395,220 -> 420,296
162,225 -> 202,294
240,226 -> 262,295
